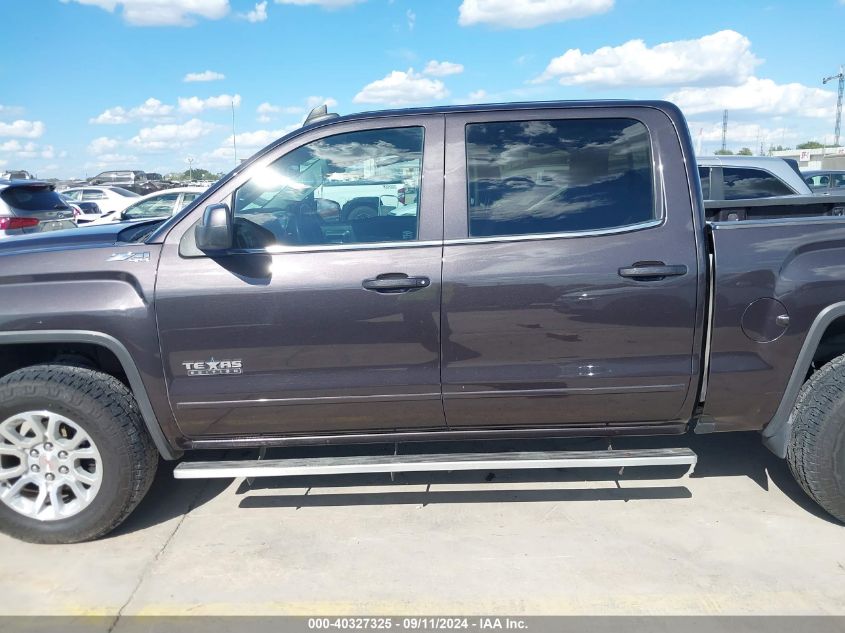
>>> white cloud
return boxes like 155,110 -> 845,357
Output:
406,8 -> 415,30
88,136 -> 121,155
274,0 -> 364,7
90,98 -> 173,124
178,94 -> 242,114
535,30 -> 760,87
353,70 -> 448,106
458,0 -> 613,28
668,77 -> 836,119
183,70 -> 226,82
60,0 -> 230,26
0,140 -> 54,159
469,89 -> 488,101
242,1 -> 268,21
0,105 -> 24,119
305,96 -> 338,110
0,119 -> 45,138
129,118 -> 216,151
423,60 -> 464,77
256,97 -> 337,122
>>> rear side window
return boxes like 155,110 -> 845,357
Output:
1,186 -> 67,212
834,174 -> 845,187
722,167 -> 793,200
699,167 -> 711,199
465,118 -> 655,238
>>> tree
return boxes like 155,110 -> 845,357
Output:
166,168 -> 221,182
714,149 -> 734,155
796,141 -> 825,150
737,147 -> 753,155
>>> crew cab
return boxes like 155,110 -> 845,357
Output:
2,100 -> 845,543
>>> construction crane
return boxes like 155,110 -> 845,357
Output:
823,65 -> 844,147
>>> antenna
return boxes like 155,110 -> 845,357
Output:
822,65 -> 844,147
304,103 -> 339,127
231,99 -> 238,164
721,109 -> 728,152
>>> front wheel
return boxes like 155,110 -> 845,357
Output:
787,353 -> 845,522
0,365 -> 158,543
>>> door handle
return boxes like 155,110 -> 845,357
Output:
362,274 -> 431,293
618,263 -> 688,280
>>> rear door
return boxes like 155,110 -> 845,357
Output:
441,106 -> 704,428
155,115 -> 447,438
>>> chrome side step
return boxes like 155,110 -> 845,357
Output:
173,448 -> 697,480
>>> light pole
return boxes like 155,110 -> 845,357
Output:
823,65 -> 844,147
187,156 -> 194,182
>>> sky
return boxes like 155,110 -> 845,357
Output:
1,0 -> 844,179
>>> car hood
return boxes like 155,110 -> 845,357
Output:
0,221 -> 156,257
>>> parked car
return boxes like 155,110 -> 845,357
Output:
0,170 -> 34,181
697,155 -> 845,221
803,170 -> 845,195
6,100 -> 845,543
60,185 -> 140,215
697,155 -> 810,199
85,186 -> 206,225
0,179 -> 77,239
59,194 -> 101,224
88,170 -> 156,195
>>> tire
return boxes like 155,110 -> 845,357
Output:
787,353 -> 845,522
0,365 -> 158,543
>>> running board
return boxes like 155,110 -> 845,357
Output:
173,448 -> 697,479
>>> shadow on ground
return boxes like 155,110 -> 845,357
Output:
112,432 -> 842,537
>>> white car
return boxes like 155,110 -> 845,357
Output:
60,186 -> 140,215
86,186 -> 206,225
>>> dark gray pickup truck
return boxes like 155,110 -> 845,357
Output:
2,100 -> 845,543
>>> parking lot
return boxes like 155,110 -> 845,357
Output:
1,432 -> 842,618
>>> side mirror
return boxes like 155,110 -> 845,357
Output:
195,203 -> 233,251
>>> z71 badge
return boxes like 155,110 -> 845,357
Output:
182,359 -> 243,376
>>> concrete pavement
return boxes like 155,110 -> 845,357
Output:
0,432 -> 843,616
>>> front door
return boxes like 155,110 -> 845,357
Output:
155,116 -> 446,438
441,107 -> 704,428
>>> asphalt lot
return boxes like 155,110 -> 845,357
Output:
0,431 -> 843,618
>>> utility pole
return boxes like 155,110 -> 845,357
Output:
823,65 -> 844,147
721,110 -> 728,152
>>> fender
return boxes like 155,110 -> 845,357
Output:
762,301 -> 845,458
0,329 -> 181,460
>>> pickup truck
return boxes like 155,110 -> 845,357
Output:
1,100 -> 845,544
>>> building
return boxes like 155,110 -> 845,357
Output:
771,147 -> 845,171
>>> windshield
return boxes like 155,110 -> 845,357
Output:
123,193 -> 180,220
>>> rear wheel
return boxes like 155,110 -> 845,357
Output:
787,353 -> 845,522
0,365 -> 158,543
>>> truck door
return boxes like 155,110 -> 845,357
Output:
441,107 -> 704,428
154,115 -> 446,438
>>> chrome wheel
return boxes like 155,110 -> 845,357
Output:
0,411 -> 103,521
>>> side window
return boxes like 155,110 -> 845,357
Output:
82,189 -> 105,200
178,193 -> 200,211
833,174 -> 845,188
63,190 -> 81,200
233,126 -> 424,248
722,168 -> 793,200
699,167 -> 711,199
465,118 -> 655,238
